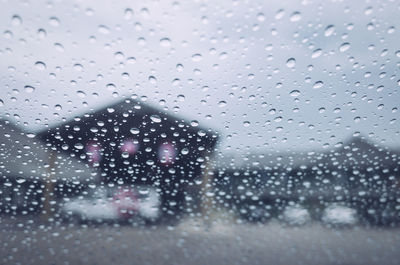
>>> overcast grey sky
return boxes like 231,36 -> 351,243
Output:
0,0 -> 399,154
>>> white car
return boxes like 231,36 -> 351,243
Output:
61,185 -> 161,224
322,204 -> 358,226
282,205 -> 311,226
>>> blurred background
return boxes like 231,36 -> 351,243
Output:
0,0 -> 399,264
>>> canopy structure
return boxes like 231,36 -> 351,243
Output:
37,96 -> 219,214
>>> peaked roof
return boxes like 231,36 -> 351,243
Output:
37,96 -> 219,148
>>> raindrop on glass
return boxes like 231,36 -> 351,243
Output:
124,8 -> 134,20
35,61 -> 46,70
311,49 -> 322,59
339,42 -> 350,52
324,25 -> 335,37
74,143 -> 84,150
24,85 -> 35,93
130,128 -> 140,134
191,54 -> 203,62
286,58 -> 296,68
148,76 -> 157,84
218,101 -> 227,107
160,38 -> 171,47
289,12 -> 301,22
257,13 -> 265,22
190,120 -> 199,127
313,81 -> 324,89
290,90 -> 300,97
150,115 -> 161,123
11,15 -> 22,26
76,90 -> 86,98
275,9 -> 285,20
98,25 -> 110,34
49,17 -> 60,27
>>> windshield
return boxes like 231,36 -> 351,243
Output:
0,0 -> 399,264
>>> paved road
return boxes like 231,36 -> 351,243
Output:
1,217 -> 400,265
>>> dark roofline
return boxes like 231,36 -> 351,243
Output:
36,95 -> 219,140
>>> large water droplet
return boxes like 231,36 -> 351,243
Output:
311,49 -> 322,59
140,8 -> 150,17
124,8 -> 134,20
49,17 -> 60,27
24,85 -> 35,93
181,148 -> 189,155
76,90 -> 86,98
127,57 -> 136,64
114,52 -> 125,60
218,101 -> 227,107
74,143 -> 84,150
190,120 -> 199,127
313,81 -> 324,89
16,179 -> 26,184
37,28 -> 47,39
54,43 -> 64,52
191,54 -> 202,62
176,64 -> 184,72
177,94 -> 185,102
275,9 -> 285,20
98,25 -> 110,34
324,25 -> 335,37
286,58 -> 296,68
339,42 -> 350,52
26,133 -> 36,138
160,38 -> 171,47
257,13 -> 265,22
3,30 -> 13,39
148,76 -> 157,84
150,115 -> 161,123
106,83 -> 116,91
364,6 -> 373,15
73,64 -> 83,71
35,61 -> 46,70
11,15 -> 22,26
290,90 -> 301,97
289,12 -> 301,22
130,128 -> 140,134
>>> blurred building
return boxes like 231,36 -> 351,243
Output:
214,136 -> 400,224
37,97 -> 219,216
0,119 -> 94,215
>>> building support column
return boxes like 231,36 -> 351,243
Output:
201,152 -> 216,227
41,150 -> 56,221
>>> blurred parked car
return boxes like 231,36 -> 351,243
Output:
321,204 -> 358,226
281,205 -> 311,226
61,185 -> 161,224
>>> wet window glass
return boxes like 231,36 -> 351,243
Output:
1,0 -> 399,264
